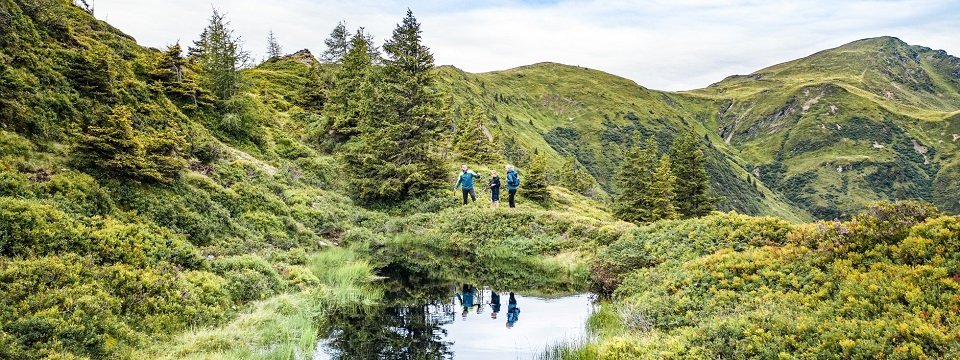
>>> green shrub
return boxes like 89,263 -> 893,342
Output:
0,171 -> 33,197
36,171 -> 114,216
0,197 -> 85,258
596,202 -> 960,359
218,93 -> 268,145
0,130 -> 32,160
211,255 -> 285,303
280,264 -> 321,290
591,212 -> 792,293
0,255 -> 138,360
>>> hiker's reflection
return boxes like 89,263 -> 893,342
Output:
490,291 -> 501,319
506,292 -> 520,328
456,284 -> 476,320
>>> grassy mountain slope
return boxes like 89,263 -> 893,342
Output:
436,63 -> 811,222
684,37 -> 960,218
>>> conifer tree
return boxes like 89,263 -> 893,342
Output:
266,30 -> 282,59
649,154 -> 679,220
149,43 -> 213,109
669,132 -> 718,218
75,106 -> 186,183
358,28 -> 382,64
503,136 -> 531,168
523,151 -> 550,203
341,10 -> 449,202
559,155 -> 593,194
191,9 -> 249,100
322,21 -> 350,63
613,137 -> 658,223
454,107 -> 498,163
323,30 -> 375,143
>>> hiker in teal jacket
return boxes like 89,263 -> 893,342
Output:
454,164 -> 481,205
505,165 -> 520,209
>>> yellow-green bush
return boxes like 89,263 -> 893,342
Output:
591,212 -> 792,294
211,254 -> 286,303
586,202 -> 960,359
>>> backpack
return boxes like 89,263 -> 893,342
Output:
507,171 -> 520,187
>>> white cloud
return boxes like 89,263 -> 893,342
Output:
92,0 -> 960,91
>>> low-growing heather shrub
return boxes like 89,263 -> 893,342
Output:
591,212 -> 792,294
588,202 -> 960,359
211,254 -> 286,303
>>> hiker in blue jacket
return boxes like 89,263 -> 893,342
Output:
505,165 -> 520,209
454,164 -> 481,205
458,284 -> 476,319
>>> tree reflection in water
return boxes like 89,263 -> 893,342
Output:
318,263 -> 459,359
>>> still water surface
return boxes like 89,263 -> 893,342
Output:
314,288 -> 594,359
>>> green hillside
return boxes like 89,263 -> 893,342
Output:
684,37 -> 960,218
433,37 -> 960,221
436,63 -> 810,222
2,1 -> 960,359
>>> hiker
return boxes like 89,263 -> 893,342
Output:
490,291 -> 502,319
505,165 -> 520,209
488,170 -> 501,209
459,284 -> 475,319
454,164 -> 481,205
506,292 -> 520,328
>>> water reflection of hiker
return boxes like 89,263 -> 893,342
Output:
505,165 -> 520,209
506,292 -> 521,328
490,291 -> 502,319
458,284 -> 476,319
454,164 -> 481,205
489,170 -> 501,209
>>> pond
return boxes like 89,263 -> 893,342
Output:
313,285 -> 595,360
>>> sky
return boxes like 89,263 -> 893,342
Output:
90,0 -> 960,91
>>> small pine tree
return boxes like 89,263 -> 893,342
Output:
649,154 -> 678,220
149,43 -> 213,109
190,9 -> 249,100
322,21 -> 350,63
75,106 -> 186,183
559,155 -> 593,194
670,132 -> 719,218
613,137 -> 657,223
523,152 -> 550,203
266,30 -> 282,59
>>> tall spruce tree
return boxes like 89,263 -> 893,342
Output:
323,30 -> 375,144
342,10 -> 448,202
649,154 -> 679,220
670,132 -> 718,218
613,137 -> 658,223
524,151 -> 550,203
266,30 -> 282,59
322,21 -> 350,63
191,9 -> 249,100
